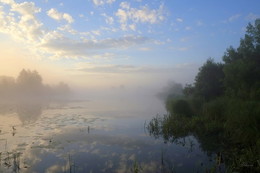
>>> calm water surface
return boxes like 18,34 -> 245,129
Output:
0,100 -> 216,173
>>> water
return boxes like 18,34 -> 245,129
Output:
0,100 -> 216,173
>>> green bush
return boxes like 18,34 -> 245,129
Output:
225,99 -> 260,145
169,99 -> 193,117
202,97 -> 228,122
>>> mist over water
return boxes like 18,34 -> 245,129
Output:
0,70 -> 215,173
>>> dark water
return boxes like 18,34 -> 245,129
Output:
0,100 -> 218,173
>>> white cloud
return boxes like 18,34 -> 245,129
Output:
0,0 -> 41,21
63,13 -> 73,23
246,13 -> 260,21
0,0 -> 43,43
196,20 -> 203,26
139,47 -> 151,51
40,35 -> 149,59
47,8 -> 74,23
170,46 -> 190,51
11,1 -> 41,19
0,0 -> 152,61
120,1 -> 130,9
180,37 -> 189,42
107,0 -> 116,4
129,24 -> 136,31
185,26 -> 191,30
101,13 -> 114,25
228,14 -> 241,22
92,30 -> 101,36
116,3 -> 165,31
92,0 -> 116,6
176,18 -> 183,22
57,24 -> 77,35
0,0 -> 15,5
116,9 -> 128,24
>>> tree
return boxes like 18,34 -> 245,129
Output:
194,58 -> 224,101
0,76 -> 16,100
16,69 -> 44,97
183,84 -> 195,97
223,20 -> 260,99
156,81 -> 183,101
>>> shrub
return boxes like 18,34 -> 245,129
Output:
171,99 -> 193,117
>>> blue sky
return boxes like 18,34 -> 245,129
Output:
0,0 -> 259,88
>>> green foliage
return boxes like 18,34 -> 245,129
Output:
183,84 -> 195,97
147,113 -> 190,143
225,99 -> 260,145
194,58 -> 224,101
151,19 -> 260,172
131,161 -> 142,173
223,21 -> 260,100
171,99 -> 193,117
202,97 -> 227,122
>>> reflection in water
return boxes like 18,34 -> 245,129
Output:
0,102 -> 215,173
16,103 -> 42,124
146,114 -> 226,172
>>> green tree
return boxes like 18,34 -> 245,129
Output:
183,84 -> 195,97
223,20 -> 260,99
194,58 -> 224,101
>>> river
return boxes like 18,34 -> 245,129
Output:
0,98 -> 219,173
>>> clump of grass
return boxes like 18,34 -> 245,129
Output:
131,160 -> 142,173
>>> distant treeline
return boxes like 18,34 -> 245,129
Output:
149,19 -> 260,172
0,69 -> 71,102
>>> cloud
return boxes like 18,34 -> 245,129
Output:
129,24 -> 136,31
170,46 -> 190,51
176,18 -> 183,22
185,26 -> 192,30
0,0 -> 14,5
228,14 -> 241,22
180,37 -> 190,42
139,47 -> 151,51
0,0 -> 43,42
0,0 -> 41,20
77,64 -> 138,74
245,13 -> 260,21
196,20 -> 203,26
11,1 -> 41,19
40,35 -> 149,59
116,2 -> 165,30
73,63 -> 199,85
47,8 -> 74,23
101,13 -> 114,25
76,63 -> 197,74
120,1 -> 130,9
0,0 -> 154,61
92,0 -> 116,6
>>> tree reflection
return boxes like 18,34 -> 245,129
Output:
16,103 -> 43,124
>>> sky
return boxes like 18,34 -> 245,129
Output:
0,0 -> 259,90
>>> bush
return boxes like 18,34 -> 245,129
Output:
225,99 -> 260,145
202,97 -> 228,122
171,99 -> 193,117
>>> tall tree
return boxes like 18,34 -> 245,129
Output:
223,19 -> 260,99
16,69 -> 43,97
194,58 -> 224,101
